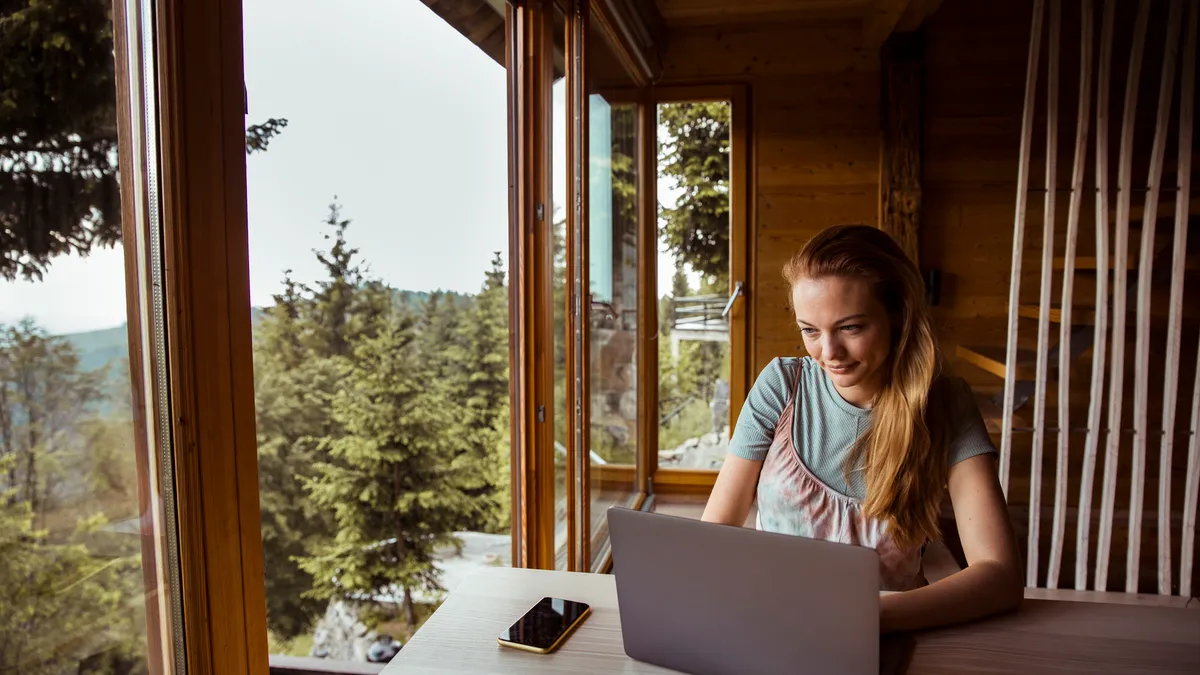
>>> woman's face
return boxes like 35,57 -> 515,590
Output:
791,275 -> 893,408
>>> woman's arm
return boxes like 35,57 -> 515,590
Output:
701,454 -> 763,526
702,359 -> 791,526
879,453 -> 1023,633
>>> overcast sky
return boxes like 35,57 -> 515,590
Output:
0,0 -> 683,335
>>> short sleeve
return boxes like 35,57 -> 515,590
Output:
728,358 -> 794,462
944,376 -> 997,467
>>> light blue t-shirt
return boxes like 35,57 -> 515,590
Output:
729,357 -> 995,499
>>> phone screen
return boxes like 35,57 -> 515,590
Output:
498,597 -> 591,653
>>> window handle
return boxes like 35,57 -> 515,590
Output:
722,281 -> 746,319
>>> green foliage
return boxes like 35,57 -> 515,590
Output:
246,118 -> 290,155
297,318 -> 478,635
0,0 -> 287,281
0,494 -> 142,675
658,102 -> 731,290
253,202 -> 388,639
0,322 -> 146,674
447,254 -> 511,532
0,320 -> 104,515
253,203 -> 511,640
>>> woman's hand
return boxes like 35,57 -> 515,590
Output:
701,453 -> 764,526
879,453 -> 1024,633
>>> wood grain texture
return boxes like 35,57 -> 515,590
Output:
894,0 -> 945,32
384,567 -> 1200,674
508,0 -> 558,570
1097,0 -> 1149,593
1047,0 -> 1091,591
637,90 -> 658,493
564,1 -> 590,572
417,0 -> 505,66
1076,0 -> 1114,593
656,0 -> 871,26
592,0 -> 664,86
879,33 -> 923,264
862,0 -> 912,52
156,0 -> 270,670
1177,0 -> 1200,600
1128,0 -> 1184,595
999,0 -> 1045,498
1028,0 -> 1060,588
1156,0 -> 1196,597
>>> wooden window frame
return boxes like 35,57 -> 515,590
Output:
649,84 -> 754,496
564,0 -> 591,573
151,0 -> 271,671
509,0 -> 559,571
113,0 -> 182,672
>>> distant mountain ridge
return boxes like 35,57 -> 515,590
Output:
57,289 -> 470,375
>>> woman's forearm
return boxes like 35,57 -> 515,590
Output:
880,560 -> 1023,633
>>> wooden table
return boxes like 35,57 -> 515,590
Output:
383,567 -> 1200,674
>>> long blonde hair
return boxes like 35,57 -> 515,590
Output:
782,225 -> 948,548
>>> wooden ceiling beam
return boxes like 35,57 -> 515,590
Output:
862,0 -> 913,52
862,0 -> 944,51
593,0 -> 666,87
894,0 -> 944,33
657,0 -> 870,26
418,0 -> 506,68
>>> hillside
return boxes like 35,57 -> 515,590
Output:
58,289 -> 471,376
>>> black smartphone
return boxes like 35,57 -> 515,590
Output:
496,597 -> 592,654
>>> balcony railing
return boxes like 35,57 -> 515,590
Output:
269,655 -> 386,675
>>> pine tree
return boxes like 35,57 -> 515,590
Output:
0,492 -> 139,675
658,102 -> 731,289
254,273 -> 340,639
308,202 -> 361,358
254,202 -> 400,639
457,254 -> 510,532
299,318 -> 476,635
0,322 -> 144,673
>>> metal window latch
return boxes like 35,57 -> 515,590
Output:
536,203 -> 544,221
537,405 -> 545,423
722,281 -> 746,319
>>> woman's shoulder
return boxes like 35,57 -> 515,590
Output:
757,355 -> 816,387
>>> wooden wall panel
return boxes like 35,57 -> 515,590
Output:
661,21 -> 878,376
660,0 -> 1199,595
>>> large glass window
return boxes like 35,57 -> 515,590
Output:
0,1 -> 178,672
243,0 -> 510,664
656,100 -> 734,472
585,10 -> 641,570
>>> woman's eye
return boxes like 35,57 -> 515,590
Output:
840,325 -> 862,333
799,327 -> 817,336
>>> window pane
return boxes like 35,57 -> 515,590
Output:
588,96 -> 640,570
552,4 -> 569,570
244,0 -> 510,663
582,9 -> 642,571
657,101 -> 733,472
0,1 -> 178,672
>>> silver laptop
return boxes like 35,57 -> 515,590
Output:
607,507 -> 880,675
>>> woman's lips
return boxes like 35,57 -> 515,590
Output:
825,362 -> 859,374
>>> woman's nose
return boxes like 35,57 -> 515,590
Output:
821,335 -> 845,359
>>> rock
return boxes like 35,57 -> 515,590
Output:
310,601 -> 378,662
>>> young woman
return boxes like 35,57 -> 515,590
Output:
702,224 -> 1023,633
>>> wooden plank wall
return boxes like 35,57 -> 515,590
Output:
659,0 -> 1200,595
659,19 -> 879,375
